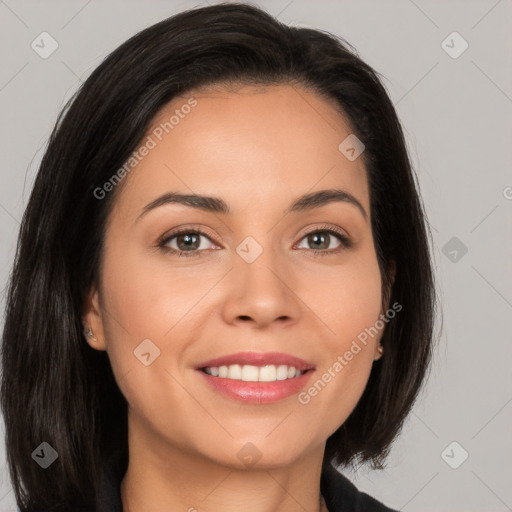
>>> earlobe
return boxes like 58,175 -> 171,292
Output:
84,327 -> 96,341
82,283 -> 107,351
375,260 -> 395,362
374,344 -> 384,361
83,326 -> 99,347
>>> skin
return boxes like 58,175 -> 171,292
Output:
84,83 -> 391,512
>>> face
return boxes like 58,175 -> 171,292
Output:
85,83 -> 388,469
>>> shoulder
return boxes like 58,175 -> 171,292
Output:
321,462 -> 398,512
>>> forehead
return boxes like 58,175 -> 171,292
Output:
112,83 -> 369,220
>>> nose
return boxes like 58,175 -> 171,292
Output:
220,246 -> 301,329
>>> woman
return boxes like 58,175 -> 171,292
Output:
0,3 -> 436,511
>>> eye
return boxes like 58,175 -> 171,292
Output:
158,227 -> 219,258
295,225 -> 352,256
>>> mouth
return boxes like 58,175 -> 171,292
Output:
201,364 -> 307,382
195,352 -> 315,404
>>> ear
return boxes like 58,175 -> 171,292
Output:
82,281 -> 107,351
374,259 -> 396,361
373,344 -> 384,361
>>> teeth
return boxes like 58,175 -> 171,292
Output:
276,365 -> 288,380
241,364 -> 259,382
259,365 -> 276,382
204,364 -> 303,382
228,364 -> 242,380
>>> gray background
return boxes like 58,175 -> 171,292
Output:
1,0 -> 511,510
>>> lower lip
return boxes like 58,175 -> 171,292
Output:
198,370 -> 314,404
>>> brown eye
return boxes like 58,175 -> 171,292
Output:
304,232 -> 332,250
174,232 -> 202,251
295,227 -> 352,256
159,228 -> 218,257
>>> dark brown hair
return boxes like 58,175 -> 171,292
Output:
1,3 -> 436,510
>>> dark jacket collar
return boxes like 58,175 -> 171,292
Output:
320,460 -> 398,511
95,454 -> 397,512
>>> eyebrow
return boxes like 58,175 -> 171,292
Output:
136,188 -> 368,222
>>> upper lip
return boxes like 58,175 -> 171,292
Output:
196,351 -> 315,372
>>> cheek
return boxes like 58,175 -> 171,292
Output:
98,239 -> 225,401
100,242 -> 205,341
98,246 -> 201,426
96,240 -> 176,386
296,252 -> 382,432
301,249 -> 383,346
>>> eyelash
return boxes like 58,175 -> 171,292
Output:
157,224 -> 352,259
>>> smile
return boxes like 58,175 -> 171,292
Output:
196,351 -> 315,404
202,364 -> 303,382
